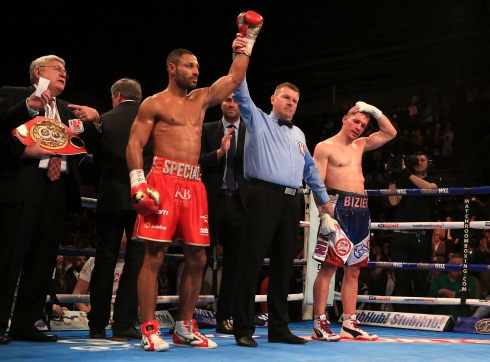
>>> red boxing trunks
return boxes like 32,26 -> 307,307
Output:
313,190 -> 371,267
132,156 -> 210,246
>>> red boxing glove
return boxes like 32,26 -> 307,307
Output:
236,10 -> 263,56
130,169 -> 160,217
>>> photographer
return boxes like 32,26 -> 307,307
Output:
386,151 -> 438,313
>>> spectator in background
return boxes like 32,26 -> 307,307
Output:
472,296 -> 490,319
369,242 -> 393,308
431,233 -> 446,263
442,215 -> 461,260
63,256 -> 88,296
387,151 -> 438,314
407,101 -> 418,122
72,235 -> 126,314
429,254 -> 476,320
475,230 -> 490,264
440,123 -> 454,168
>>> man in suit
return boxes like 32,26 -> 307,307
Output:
87,78 -> 153,341
0,54 -> 100,343
199,94 -> 247,334
0,89 -> 51,345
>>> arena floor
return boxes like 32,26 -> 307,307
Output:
3,321 -> 488,361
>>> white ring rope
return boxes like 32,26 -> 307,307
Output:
300,221 -> 490,230
332,292 -> 490,307
77,186 -> 489,310
49,293 -> 304,304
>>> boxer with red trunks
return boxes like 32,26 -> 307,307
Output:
125,10 -> 263,352
132,157 -> 209,246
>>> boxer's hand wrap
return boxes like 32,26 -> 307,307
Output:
236,10 -> 263,56
320,214 -> 339,235
356,101 -> 382,120
130,169 -> 160,217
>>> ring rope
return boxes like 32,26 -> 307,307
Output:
49,293 -> 304,304
365,185 -> 490,196
76,185 -> 488,313
332,292 -> 490,307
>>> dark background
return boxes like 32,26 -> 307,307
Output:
1,1 -> 488,116
1,1 -> 490,174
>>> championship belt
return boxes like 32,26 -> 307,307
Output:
12,116 -> 86,155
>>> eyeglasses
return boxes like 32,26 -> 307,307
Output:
39,65 -> 70,79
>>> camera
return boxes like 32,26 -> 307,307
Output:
386,154 -> 419,172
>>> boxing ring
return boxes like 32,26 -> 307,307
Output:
55,187 -> 490,323
6,186 -> 485,361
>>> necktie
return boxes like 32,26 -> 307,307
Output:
45,98 -> 62,181
47,99 -> 56,119
278,119 -> 293,128
47,155 -> 62,181
225,124 -> 236,190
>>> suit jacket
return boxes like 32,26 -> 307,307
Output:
91,101 -> 153,213
0,85 -> 96,208
199,119 -> 247,208
432,240 -> 446,262
0,99 -> 36,132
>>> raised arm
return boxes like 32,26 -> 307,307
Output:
206,11 -> 263,108
356,101 -> 397,152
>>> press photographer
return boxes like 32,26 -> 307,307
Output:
386,151 -> 439,313
386,154 -> 420,173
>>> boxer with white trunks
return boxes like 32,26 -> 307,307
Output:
313,189 -> 370,267
311,102 -> 396,342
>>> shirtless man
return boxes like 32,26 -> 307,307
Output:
311,101 -> 396,342
125,11 -> 263,352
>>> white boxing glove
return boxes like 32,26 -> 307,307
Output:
356,101 -> 382,120
319,214 -> 339,235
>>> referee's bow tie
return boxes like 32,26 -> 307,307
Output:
278,119 -> 293,128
